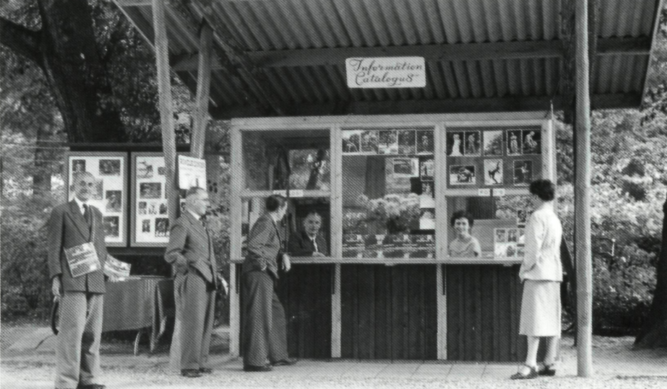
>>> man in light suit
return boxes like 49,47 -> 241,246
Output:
288,211 -> 329,257
242,195 -> 297,372
165,187 -> 228,378
48,171 -> 109,389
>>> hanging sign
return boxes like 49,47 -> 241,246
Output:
345,57 -> 426,88
178,155 -> 207,190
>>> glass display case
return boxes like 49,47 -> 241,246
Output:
341,127 -> 436,259
230,116 -> 553,264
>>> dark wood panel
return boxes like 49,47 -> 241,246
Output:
446,265 -> 525,362
240,264 -> 333,359
341,265 -> 437,360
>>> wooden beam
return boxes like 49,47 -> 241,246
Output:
191,22 -> 212,157
575,0 -> 593,378
640,0 -> 667,105
560,0 -> 577,125
152,0 -> 180,372
208,94 -> 640,119
171,38 -> 651,71
189,0 -> 288,116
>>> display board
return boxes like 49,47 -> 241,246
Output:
65,152 -> 128,247
131,153 -> 171,247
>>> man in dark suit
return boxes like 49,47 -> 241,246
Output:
242,195 -> 297,372
288,211 -> 328,257
48,171 -> 110,389
165,187 -> 227,378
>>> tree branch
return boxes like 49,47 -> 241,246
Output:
0,16 -> 42,66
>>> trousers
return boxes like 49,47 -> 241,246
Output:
55,292 -> 103,389
242,271 -> 288,367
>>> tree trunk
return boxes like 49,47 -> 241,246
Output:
37,0 -> 125,143
634,198 -> 667,348
32,123 -> 53,198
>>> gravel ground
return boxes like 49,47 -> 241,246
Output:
1,325 -> 665,389
1,360 -> 666,389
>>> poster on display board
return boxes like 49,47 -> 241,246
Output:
178,155 -> 207,190
65,152 -> 128,247
131,153 -> 176,247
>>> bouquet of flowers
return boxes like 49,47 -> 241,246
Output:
356,193 -> 420,234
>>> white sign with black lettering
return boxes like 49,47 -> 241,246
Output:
345,57 -> 426,88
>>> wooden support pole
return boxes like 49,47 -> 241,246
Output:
191,21 -> 212,158
151,0 -> 180,371
575,0 -> 593,378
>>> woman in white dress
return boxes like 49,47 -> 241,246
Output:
511,179 -> 563,380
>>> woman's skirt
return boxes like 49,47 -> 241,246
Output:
519,280 -> 562,337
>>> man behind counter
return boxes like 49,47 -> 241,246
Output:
288,211 -> 328,257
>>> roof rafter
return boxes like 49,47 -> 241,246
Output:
170,37 -> 651,72
209,93 -> 641,119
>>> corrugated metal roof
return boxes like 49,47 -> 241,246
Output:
114,0 -> 662,117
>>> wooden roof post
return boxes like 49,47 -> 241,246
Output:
575,0 -> 593,377
151,0 -> 180,372
191,21 -> 212,158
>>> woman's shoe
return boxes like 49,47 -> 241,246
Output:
539,363 -> 556,376
510,364 -> 539,380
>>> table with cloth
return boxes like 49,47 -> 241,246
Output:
102,276 -> 174,355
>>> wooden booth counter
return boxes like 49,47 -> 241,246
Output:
229,112 -> 555,362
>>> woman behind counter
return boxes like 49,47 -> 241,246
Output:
511,179 -> 563,380
448,210 -> 481,258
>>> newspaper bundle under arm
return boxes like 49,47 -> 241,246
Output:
64,242 -> 101,278
104,255 -> 131,280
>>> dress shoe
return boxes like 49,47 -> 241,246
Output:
510,364 -> 538,380
271,358 -> 298,366
199,367 -> 213,374
539,363 -> 556,376
77,384 -> 106,389
243,364 -> 272,372
181,369 -> 203,378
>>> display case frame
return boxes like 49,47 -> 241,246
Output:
230,113 -> 554,266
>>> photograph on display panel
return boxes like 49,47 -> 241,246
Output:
131,154 -> 171,246
66,152 -> 127,246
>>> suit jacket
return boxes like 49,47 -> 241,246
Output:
288,230 -> 328,257
242,213 -> 282,279
165,212 -> 217,286
47,200 -> 107,293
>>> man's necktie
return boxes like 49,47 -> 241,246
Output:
312,238 -> 318,253
83,204 -> 92,228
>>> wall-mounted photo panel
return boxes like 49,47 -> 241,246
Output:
419,158 -> 434,181
463,131 -> 481,156
360,130 -> 379,153
522,129 -> 541,155
483,130 -> 503,156
449,165 -> 476,186
378,130 -> 398,154
484,159 -> 503,185
507,130 -> 523,156
416,130 -> 434,154
131,153 -> 171,247
513,160 -> 533,186
342,130 -> 362,154
397,129 -> 416,155
65,152 -> 127,247
446,132 -> 464,156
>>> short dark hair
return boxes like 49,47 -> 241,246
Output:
265,194 -> 287,212
450,210 -> 474,228
529,179 -> 555,201
186,187 -> 206,198
304,210 -> 322,221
